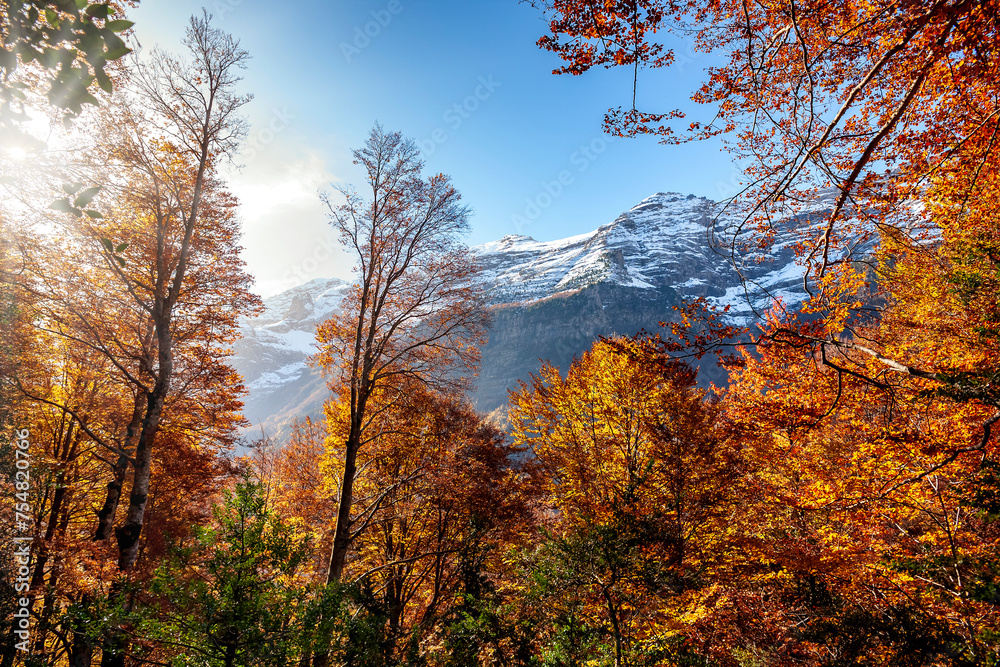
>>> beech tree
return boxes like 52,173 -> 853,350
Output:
510,339 -> 741,666
77,11 -> 252,575
320,379 -> 535,663
13,13 -> 257,667
315,124 -> 489,585
720,315 -> 1000,662
530,4 -> 1000,657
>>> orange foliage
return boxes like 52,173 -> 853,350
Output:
510,339 -> 746,664
322,379 -> 537,662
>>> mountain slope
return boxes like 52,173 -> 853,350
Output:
470,192 -> 819,410
231,277 -> 349,438
477,192 -> 811,314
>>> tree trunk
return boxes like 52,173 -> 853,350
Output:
116,327 -> 170,574
223,642 -> 237,667
312,421 -> 362,667
114,394 -> 160,572
328,384 -> 377,578
31,557 -> 60,655
94,455 -> 129,542
32,497 -> 74,656
100,627 -> 127,667
326,430 -> 359,585
602,586 -> 624,667
29,477 -> 65,589
29,420 -> 77,656
69,642 -> 93,667
104,376 -> 168,667
94,395 -> 143,541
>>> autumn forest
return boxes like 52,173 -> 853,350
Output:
1,1 -> 999,666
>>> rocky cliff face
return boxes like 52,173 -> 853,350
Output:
473,283 -> 682,412
231,192 -> 823,436
231,278 -> 349,438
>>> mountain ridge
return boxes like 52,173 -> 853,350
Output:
232,191 -> 820,438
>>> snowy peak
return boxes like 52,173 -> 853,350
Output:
232,277 -> 349,397
477,191 -> 743,308
247,277 -> 349,332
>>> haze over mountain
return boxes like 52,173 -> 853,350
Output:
232,191 -> 819,438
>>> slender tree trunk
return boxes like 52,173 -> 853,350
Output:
326,425 -> 361,585
313,410 -> 367,664
33,497 -> 74,656
29,420 -> 77,656
29,479 -> 65,589
100,624 -> 127,667
312,420 -> 362,667
31,552 -> 61,655
94,396 -> 143,541
94,455 -> 129,542
602,586 -> 624,667
387,569 -> 404,663
117,315 -> 172,570
103,374 -> 168,667
114,390 -> 163,571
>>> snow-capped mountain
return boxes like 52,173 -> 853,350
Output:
232,192 -> 829,437
231,278 -> 350,438
477,192 -> 812,317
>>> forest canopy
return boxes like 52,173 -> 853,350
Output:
1,0 -> 999,666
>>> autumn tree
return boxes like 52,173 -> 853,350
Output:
0,181 -> 253,660
39,11 -> 254,578
510,338 -> 741,666
0,229 -> 34,435
252,418 -> 337,579
0,13 -> 257,666
715,313 -> 1000,663
1,0 -> 136,431
0,7 -> 264,667
314,124 -> 490,586
532,0 -> 998,247
0,340 -> 236,663
532,7 -> 1000,658
320,379 -> 535,664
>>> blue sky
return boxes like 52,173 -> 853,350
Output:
129,0 -> 736,296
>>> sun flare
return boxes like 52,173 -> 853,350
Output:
3,146 -> 29,162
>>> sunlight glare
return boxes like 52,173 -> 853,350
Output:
3,146 -> 29,162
